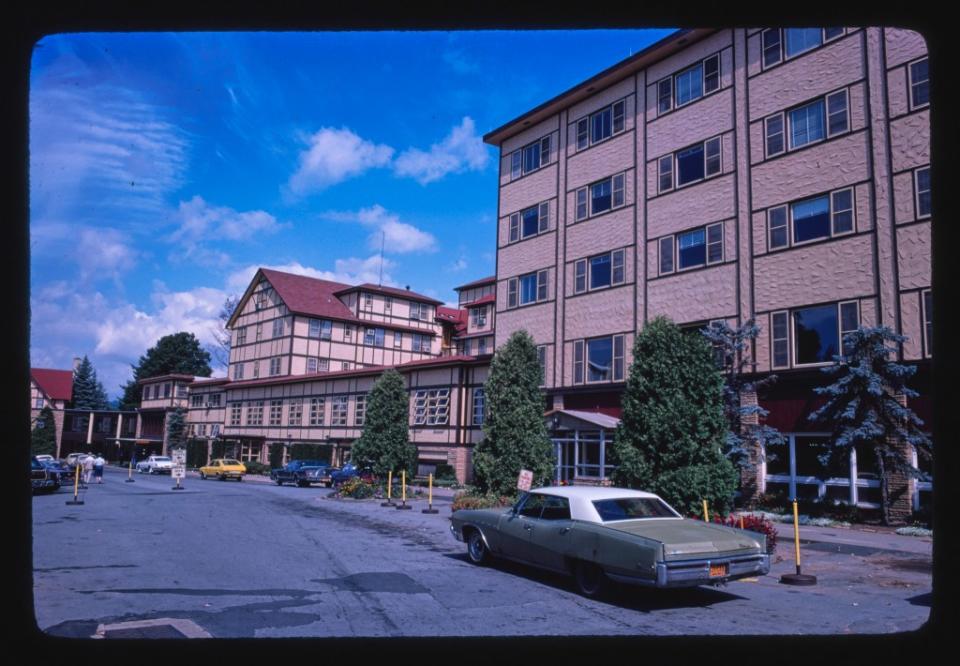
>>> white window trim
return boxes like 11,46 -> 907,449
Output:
825,89 -> 850,139
786,98 -> 827,152
768,187 -> 856,251
673,135 -> 723,191
572,97 -> 629,151
764,112 -> 786,158
509,132 -> 555,180
575,249 -> 627,294
657,52 -> 722,116
914,166 -> 931,219
907,57 -> 929,111
790,301 -> 860,369
921,289 -> 932,358
580,334 -> 626,385
576,171 -> 629,221
771,310 -> 790,370
663,222 -> 725,274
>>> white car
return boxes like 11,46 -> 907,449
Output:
35,454 -> 55,463
136,455 -> 175,475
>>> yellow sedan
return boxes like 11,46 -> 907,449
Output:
199,459 -> 246,481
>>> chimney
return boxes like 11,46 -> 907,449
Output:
73,357 -> 81,372
405,285 -> 410,291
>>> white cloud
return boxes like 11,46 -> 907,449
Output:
226,258 -> 398,294
323,205 -> 437,254
287,127 -> 394,195
167,196 -> 282,266
76,228 -> 139,283
393,117 -> 489,185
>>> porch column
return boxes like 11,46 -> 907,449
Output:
599,429 -> 606,483
207,440 -> 213,466
737,388 -> 764,508
788,435 -> 797,501
86,412 -> 94,446
885,392 -> 914,524
849,446 -> 858,505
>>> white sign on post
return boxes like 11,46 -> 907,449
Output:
171,449 -> 186,465
517,469 -> 533,492
172,466 -> 186,480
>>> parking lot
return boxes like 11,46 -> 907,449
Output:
31,466 -> 932,639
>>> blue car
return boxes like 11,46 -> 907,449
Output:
270,459 -> 332,487
329,462 -> 375,487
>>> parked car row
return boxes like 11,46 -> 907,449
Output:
31,456 -> 61,494
268,460 -> 375,488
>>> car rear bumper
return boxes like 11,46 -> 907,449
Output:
607,554 -> 770,588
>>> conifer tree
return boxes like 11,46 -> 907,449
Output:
118,332 -> 212,409
72,355 -> 109,410
808,326 -> 932,525
349,369 -> 417,477
31,406 -> 57,457
610,317 -> 738,515
472,330 -> 554,496
166,407 -> 188,452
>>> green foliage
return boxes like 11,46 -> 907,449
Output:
450,490 -> 518,512
72,355 -> 109,410
350,369 -> 417,477
808,326 -> 932,525
288,443 -> 332,463
185,439 -> 208,468
242,461 -> 270,475
166,407 -> 188,451
610,317 -> 738,515
269,443 -> 286,469
118,332 -> 213,409
334,477 -> 376,499
472,330 -> 555,495
31,406 -> 57,457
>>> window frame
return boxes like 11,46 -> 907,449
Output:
508,270 -> 549,309
574,248 -> 627,294
908,57 -> 929,111
662,222 -> 725,273
575,171 -> 629,221
269,357 -> 281,376
787,98 -> 826,151
272,318 -> 284,338
576,334 -> 626,385
790,300 -> 860,368
915,166 -> 931,219
670,135 -> 723,190
509,133 -> 554,180
472,387 -> 485,426
331,396 -> 348,427
657,52 -> 722,116
574,98 -> 628,151
922,289 -> 932,358
762,28 -> 846,71
768,187 -> 856,251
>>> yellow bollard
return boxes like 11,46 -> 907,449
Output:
779,498 -> 817,585
126,458 -> 136,483
740,515 -> 745,530
66,461 -> 84,505
702,499 -> 709,522
381,470 -> 395,507
422,473 -> 438,514
396,469 -> 411,510
793,499 -> 801,572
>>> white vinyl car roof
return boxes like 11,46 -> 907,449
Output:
527,486 -> 681,523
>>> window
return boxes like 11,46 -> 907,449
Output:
409,303 -> 430,321
840,301 -> 859,357
510,134 -> 553,179
509,201 -> 550,243
191,395 -> 203,408
252,361 -> 259,378
33,397 -> 45,409
272,318 -> 284,338
254,291 -> 267,310
768,206 -> 788,250
208,393 -> 221,408
765,114 -> 785,157
269,357 -> 281,376
230,403 -> 242,426
412,389 -> 450,426
764,28 -> 845,69
384,296 -> 392,312
706,223 -> 723,263
678,227 -> 706,270
236,327 -> 247,345
909,58 -> 929,109
364,327 -> 386,347
233,363 -> 244,380
792,195 -> 830,243
658,155 -> 673,193
163,383 -> 171,398
309,318 -> 332,340
789,99 -> 825,149
769,188 -> 854,249
831,189 -> 854,234
674,136 -> 721,188
307,358 -> 318,373
540,495 -> 572,521
576,99 -> 627,150
196,424 -> 205,437
472,388 -> 485,426
658,78 -> 672,114
471,307 -> 487,327
210,424 -> 220,438
269,400 -> 283,426
675,62 -> 703,107
575,172 -> 627,220
574,249 -> 626,293
354,394 -> 366,426
319,358 -> 329,372
771,311 -> 789,369
659,237 -> 675,275
537,345 -> 547,385
364,293 -> 373,310
309,397 -> 325,426
703,54 -> 720,93
394,331 -> 403,348
508,270 -> 548,308
575,335 -> 625,383
412,334 -> 429,353
915,167 -> 931,218
331,396 -> 348,426
658,54 -> 720,114
247,401 -> 264,426
342,362 -> 350,370
792,301 -> 859,366
463,339 -> 471,355
478,337 -> 487,355
826,90 -> 849,136
922,290 -> 932,357
344,325 -> 352,340
288,400 -> 302,426
762,28 -> 782,68
256,324 -> 263,341
784,28 -> 823,58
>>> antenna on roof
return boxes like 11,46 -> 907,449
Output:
378,229 -> 385,286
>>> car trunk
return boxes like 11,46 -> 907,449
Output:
605,519 -> 761,561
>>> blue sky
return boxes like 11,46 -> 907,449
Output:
29,29 -> 676,396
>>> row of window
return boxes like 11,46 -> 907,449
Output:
760,28 -> 846,70
657,52 -> 721,114
509,134 -> 554,180
362,326 -> 432,352
470,306 -> 488,328
658,136 -> 722,194
764,89 -> 849,159
575,99 -> 627,149
574,249 -> 626,293
507,201 -> 551,243
232,358 -> 351,380
506,270 -> 549,308
767,186 -> 854,250
461,336 -> 490,356
659,222 -> 723,275
772,301 -> 859,368
189,393 -> 223,408
187,423 -> 221,438
142,383 -> 187,401
573,335 -> 626,385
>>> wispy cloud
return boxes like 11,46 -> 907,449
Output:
322,205 -> 437,254
226,258 -> 398,294
393,117 -> 489,185
167,196 -> 283,267
286,127 -> 394,195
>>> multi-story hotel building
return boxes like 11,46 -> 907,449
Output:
42,27 -> 931,517
485,27 -> 931,515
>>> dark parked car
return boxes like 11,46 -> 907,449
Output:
270,460 -> 331,487
31,456 -> 60,494
329,462 -> 375,487
39,458 -> 72,484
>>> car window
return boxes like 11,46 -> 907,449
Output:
539,495 -> 571,521
518,493 -> 547,518
155,457 -> 172,462
592,497 -> 679,521
224,460 -> 241,465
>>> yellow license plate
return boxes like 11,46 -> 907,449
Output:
709,563 -> 728,577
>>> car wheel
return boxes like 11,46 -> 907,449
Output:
236,476 -> 243,482
573,560 -> 610,599
274,478 -> 283,486
200,472 -> 206,480
466,530 -> 490,566
218,474 -> 226,481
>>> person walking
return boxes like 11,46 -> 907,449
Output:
93,454 -> 106,484
81,453 -> 95,487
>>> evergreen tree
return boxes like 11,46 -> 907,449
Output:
166,407 -> 188,452
31,406 -> 57,457
700,319 -> 785,470
472,330 -> 554,496
808,326 -> 932,525
117,332 -> 212,409
72,355 -> 109,410
349,369 -> 417,477
610,317 -> 738,516
211,295 -> 240,371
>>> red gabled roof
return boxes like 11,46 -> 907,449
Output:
454,275 -> 496,291
260,268 -> 357,322
335,283 -> 443,306
435,306 -> 467,336
462,293 -> 496,307
31,368 -> 73,401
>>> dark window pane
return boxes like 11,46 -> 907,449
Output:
577,119 -> 588,150
520,275 -> 537,304
675,63 -> 703,105
511,151 -> 522,179
658,78 -> 672,113
794,304 -> 839,364
916,168 -> 931,216
658,156 -> 673,192
823,27 -> 844,40
910,59 -> 929,107
769,207 -> 788,248
591,179 -> 612,214
523,142 -> 540,173
590,254 -> 611,289
827,91 -> 848,135
832,189 -> 854,233
793,196 -> 831,243
613,101 -> 625,133
575,260 -> 586,293
519,493 -> 546,518
704,55 -> 720,93
790,99 -> 825,148
766,115 -> 784,155
785,28 -> 822,57
678,228 -> 706,269
659,237 -> 674,274
587,338 -> 613,382
705,138 -> 721,176
677,144 -> 705,185
795,436 -> 839,479
591,108 -> 611,143
522,207 -> 539,238
762,29 -> 782,67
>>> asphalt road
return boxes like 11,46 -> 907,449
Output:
31,467 -> 932,638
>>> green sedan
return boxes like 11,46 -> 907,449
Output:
450,486 -> 770,597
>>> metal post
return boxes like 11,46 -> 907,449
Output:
422,473 -> 438,514
381,470 -> 395,507
849,446 -> 858,506
788,435 -> 797,501
125,457 -> 135,483
780,499 -> 817,585
702,499 -> 709,522
396,470 -> 412,510
66,463 -> 84,505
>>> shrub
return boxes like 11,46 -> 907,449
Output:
450,490 -> 517,512
242,461 -> 270,476
434,464 -> 457,482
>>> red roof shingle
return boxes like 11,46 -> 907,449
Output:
31,368 -> 73,402
335,283 -> 443,306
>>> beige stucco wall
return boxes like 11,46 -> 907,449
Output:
896,223 -> 932,290
647,263 -> 738,323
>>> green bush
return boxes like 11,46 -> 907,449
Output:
334,477 -> 377,499
242,461 -> 270,476
434,464 -> 457,481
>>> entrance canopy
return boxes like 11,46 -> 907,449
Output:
545,410 -> 621,484
545,409 -> 621,431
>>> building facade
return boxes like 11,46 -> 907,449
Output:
485,27 -> 931,514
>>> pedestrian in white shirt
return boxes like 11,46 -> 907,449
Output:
82,453 -> 95,487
